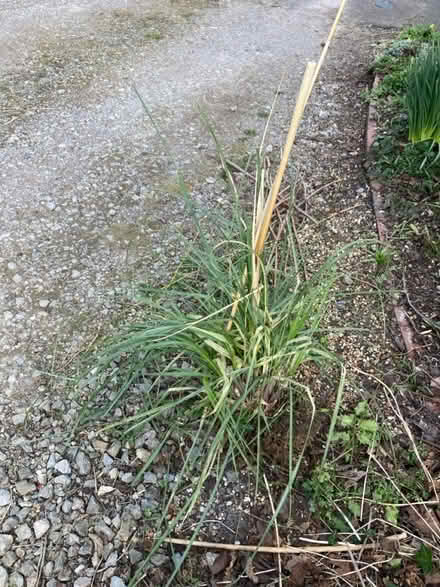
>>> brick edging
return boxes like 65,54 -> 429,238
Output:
365,75 -> 418,360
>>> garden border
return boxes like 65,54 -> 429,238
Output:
365,75 -> 419,361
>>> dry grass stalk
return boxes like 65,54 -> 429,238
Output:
164,535 -> 403,555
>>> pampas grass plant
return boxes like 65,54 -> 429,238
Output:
79,1 -> 350,584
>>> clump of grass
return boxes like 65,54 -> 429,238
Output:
399,24 -> 440,43
80,7 -> 354,582
407,43 -> 440,145
85,152 -> 351,585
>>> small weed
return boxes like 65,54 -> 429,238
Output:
145,30 -> 163,41
303,463 -> 350,532
375,246 -> 393,274
399,24 -> 440,44
415,544 -> 434,575
257,108 -> 269,119
243,128 -> 257,137
422,226 -> 440,257
371,133 -> 440,191
372,67 -> 410,101
332,400 -> 378,463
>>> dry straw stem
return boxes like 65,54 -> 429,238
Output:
165,534 -> 404,555
253,0 -> 347,259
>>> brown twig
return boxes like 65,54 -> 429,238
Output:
164,536 -> 401,555
263,474 -> 282,587
403,271 -> 440,334
225,158 -> 255,180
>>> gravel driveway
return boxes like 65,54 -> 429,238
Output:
1,0 -> 335,402
0,0 -> 339,584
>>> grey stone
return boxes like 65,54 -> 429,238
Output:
43,561 -> 54,577
15,523 -> 32,541
78,538 -> 93,556
129,549 -> 143,565
53,474 -> 70,486
125,504 -> 142,520
12,413 -> 26,426
74,579 -> 91,587
205,551 -> 218,568
46,453 -> 59,469
19,560 -> 35,577
67,544 -> 79,558
75,451 -> 91,475
47,580 -> 58,587
58,567 -> 72,582
2,550 -> 17,567
0,489 -> 11,506
54,550 -> 66,575
119,472 -> 133,483
62,500 -> 72,514
15,480 -> 36,496
94,521 -> 114,542
105,551 -> 118,568
0,468 -> 8,487
8,572 -> 24,587
141,496 -> 159,510
39,484 -> 54,499
93,440 -> 108,452
103,454 -> 114,468
144,430 -> 159,450
17,509 -> 30,523
54,459 -> 71,475
136,448 -> 150,462
33,519 -> 50,539
107,441 -> 121,458
66,532 -> 80,546
110,577 -> 126,587
151,554 -> 168,566
0,534 -> 13,555
74,518 -> 89,537
0,567 -> 7,587
2,517 -> 18,532
72,497 -> 85,511
143,472 -> 157,484
86,495 -> 101,515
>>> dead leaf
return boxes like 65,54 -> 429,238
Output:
286,556 -> 311,587
431,377 -> 440,392
407,508 -> 440,539
426,573 -> 440,586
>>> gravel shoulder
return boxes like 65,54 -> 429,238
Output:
0,1 -> 343,585
1,0 -> 334,404
0,1 -> 428,586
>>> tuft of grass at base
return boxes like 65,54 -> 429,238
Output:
79,149 -> 362,584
